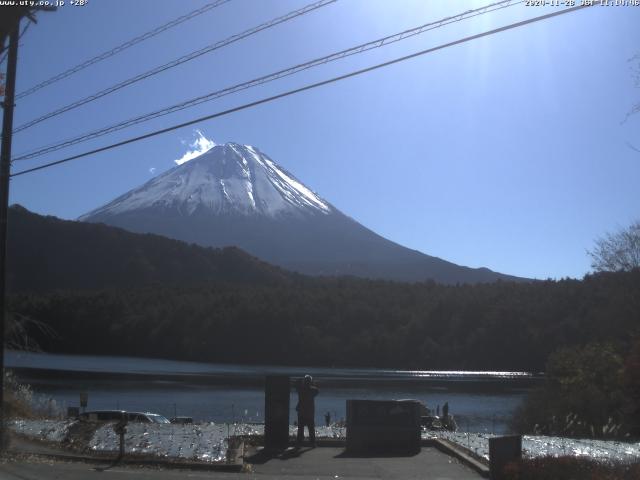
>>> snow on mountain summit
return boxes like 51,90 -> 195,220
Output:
80,143 -> 331,220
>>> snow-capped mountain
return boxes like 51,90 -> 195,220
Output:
80,143 -> 524,284
82,143 -> 331,219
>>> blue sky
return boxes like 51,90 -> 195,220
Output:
4,0 -> 639,280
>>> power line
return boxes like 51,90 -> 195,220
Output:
14,0 -> 231,100
10,3 -> 595,179
13,0 -> 522,162
12,0 -> 337,134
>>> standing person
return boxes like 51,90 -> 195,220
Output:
296,375 -> 318,447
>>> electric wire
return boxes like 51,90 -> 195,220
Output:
12,0 -> 337,134
10,3 -> 595,178
14,0 -> 231,100
13,0 -> 522,162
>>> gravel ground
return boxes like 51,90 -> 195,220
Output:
9,419 -> 640,464
427,431 -> 640,463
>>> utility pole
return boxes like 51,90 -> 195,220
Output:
0,5 -> 55,449
0,17 -> 20,450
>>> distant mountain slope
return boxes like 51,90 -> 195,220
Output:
80,143 -> 526,284
7,205 -> 292,293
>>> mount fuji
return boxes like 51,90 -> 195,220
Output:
80,143 -> 523,283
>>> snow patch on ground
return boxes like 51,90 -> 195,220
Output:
427,431 -> 640,463
232,423 -> 346,439
10,419 -> 640,465
89,422 -> 228,463
9,419 -> 74,443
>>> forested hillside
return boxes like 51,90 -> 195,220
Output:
6,205 -> 292,292
10,269 -> 639,371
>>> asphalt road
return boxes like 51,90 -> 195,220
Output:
0,447 -> 483,480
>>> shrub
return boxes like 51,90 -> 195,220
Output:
510,343 -> 629,438
3,370 -> 63,419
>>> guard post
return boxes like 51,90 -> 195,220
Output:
113,413 -> 128,460
264,375 -> 290,451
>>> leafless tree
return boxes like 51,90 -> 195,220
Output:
628,53 -> 640,121
588,220 -> 640,272
5,312 -> 57,352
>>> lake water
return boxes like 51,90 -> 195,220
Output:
5,350 -> 537,434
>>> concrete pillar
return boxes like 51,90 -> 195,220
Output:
264,375 -> 290,450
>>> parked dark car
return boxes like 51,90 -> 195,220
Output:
170,416 -> 193,424
79,410 -> 126,422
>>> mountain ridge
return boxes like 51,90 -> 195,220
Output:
80,142 -> 527,284
6,204 -> 293,293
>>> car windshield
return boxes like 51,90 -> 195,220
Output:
148,414 -> 170,424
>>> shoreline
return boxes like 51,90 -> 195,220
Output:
9,366 -> 543,390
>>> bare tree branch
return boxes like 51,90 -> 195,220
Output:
5,312 -> 58,352
588,220 -> 640,272
626,141 -> 640,154
622,53 -> 640,123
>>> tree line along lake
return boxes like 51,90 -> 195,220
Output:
5,350 -> 541,434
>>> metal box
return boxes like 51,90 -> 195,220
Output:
346,399 -> 421,454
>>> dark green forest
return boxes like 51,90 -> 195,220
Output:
10,269 -> 640,372
6,205 -> 292,292
6,205 -> 640,373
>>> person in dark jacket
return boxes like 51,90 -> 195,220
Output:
296,375 -> 319,446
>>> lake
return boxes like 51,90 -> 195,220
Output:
5,350 -> 539,434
